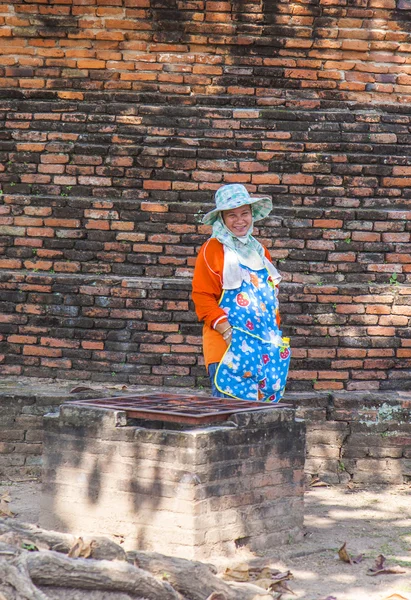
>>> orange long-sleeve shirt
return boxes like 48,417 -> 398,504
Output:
191,238 -> 275,369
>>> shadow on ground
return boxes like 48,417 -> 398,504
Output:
2,476 -> 411,599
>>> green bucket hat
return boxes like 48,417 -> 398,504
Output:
202,184 -> 273,226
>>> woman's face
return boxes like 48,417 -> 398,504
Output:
222,204 -> 252,237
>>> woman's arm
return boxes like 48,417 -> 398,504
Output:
192,239 -> 231,339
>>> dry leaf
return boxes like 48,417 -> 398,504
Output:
206,593 -> 227,600
368,566 -> 406,577
252,570 -> 295,595
309,478 -> 329,488
249,566 -> 279,580
270,570 -> 293,584
68,537 -> 96,559
224,563 -> 249,582
352,554 -> 364,564
338,542 -> 352,564
270,580 -> 296,595
374,554 -> 386,570
68,538 -> 83,558
0,499 -> 15,518
368,555 -> 406,576
1,492 -> 11,503
70,386 -> 94,393
382,595 -> 410,600
253,578 -> 274,590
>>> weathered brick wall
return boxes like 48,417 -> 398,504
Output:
1,0 -> 411,390
1,382 -> 410,487
288,390 -> 411,484
41,402 -> 305,558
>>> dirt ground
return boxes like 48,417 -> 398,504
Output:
1,479 -> 411,600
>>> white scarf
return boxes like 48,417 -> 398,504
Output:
212,215 -> 282,290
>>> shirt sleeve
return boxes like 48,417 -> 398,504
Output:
191,239 -> 228,328
264,246 -> 272,262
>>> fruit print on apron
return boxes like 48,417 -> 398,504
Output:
214,265 -> 291,402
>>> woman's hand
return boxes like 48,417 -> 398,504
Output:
215,321 -> 232,346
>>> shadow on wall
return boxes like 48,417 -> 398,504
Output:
40,404 -> 167,551
40,399 -> 306,560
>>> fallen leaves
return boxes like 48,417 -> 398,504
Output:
309,477 -> 330,488
367,555 -> 406,577
337,542 -> 363,565
337,544 -> 407,586
68,537 -> 96,559
337,542 -> 351,564
224,562 -> 249,582
0,492 -> 15,518
224,563 -> 295,596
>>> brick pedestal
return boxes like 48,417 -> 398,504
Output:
41,402 -> 305,560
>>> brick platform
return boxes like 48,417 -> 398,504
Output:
40,400 -> 305,560
1,379 -> 411,487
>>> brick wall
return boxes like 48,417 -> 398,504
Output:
1,0 -> 411,391
1,382 -> 410,487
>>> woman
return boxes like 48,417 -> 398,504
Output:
192,183 -> 291,402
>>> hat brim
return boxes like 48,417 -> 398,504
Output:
202,197 -> 273,225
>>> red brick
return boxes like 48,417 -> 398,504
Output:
288,371 -> 318,380
336,305 -> 364,314
313,219 -> 344,228
318,371 -> 349,380
82,341 -> 104,350
54,262 -> 81,273
397,349 -> 411,357
26,227 -> 54,238
307,349 -> 336,358
328,252 -> 356,262
40,337 -> 79,348
314,381 -> 344,390
0,259 -> 22,269
41,358 -> 72,369
379,315 -> 409,326
143,181 -> 172,190
8,335 -> 37,344
367,326 -> 396,336
16,304 -> 45,315
23,346 -> 62,357
139,344 -> 171,353
44,219 -> 80,227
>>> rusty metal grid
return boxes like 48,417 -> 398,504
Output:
68,393 -> 290,425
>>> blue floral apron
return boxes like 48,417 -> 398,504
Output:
214,265 -> 291,402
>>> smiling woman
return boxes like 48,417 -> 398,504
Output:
222,204 -> 253,237
191,183 -> 291,403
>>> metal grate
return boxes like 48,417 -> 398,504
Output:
68,393 -> 290,425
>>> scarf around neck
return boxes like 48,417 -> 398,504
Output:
212,214 -> 282,289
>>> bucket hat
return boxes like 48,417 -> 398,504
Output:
202,184 -> 272,225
